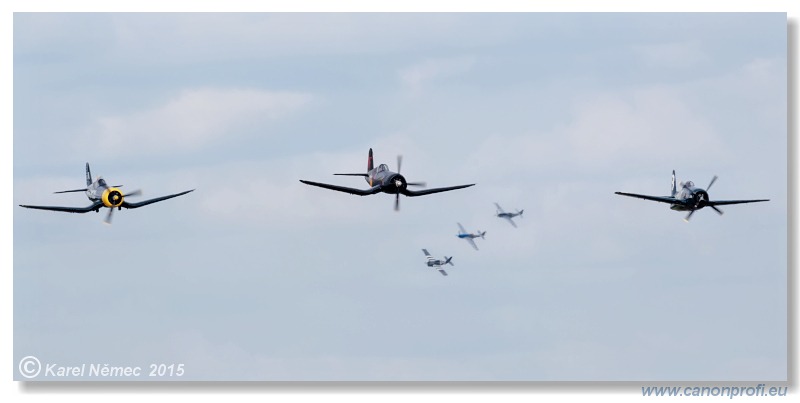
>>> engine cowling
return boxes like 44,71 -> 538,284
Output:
390,174 -> 407,191
101,187 -> 124,208
693,190 -> 709,208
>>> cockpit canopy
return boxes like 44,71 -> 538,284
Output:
683,181 -> 694,188
97,177 -> 107,187
376,164 -> 389,173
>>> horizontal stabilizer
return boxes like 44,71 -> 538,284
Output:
54,188 -> 88,194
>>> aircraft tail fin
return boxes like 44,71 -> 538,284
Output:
480,231 -> 486,239
670,170 -> 677,197
86,162 -> 92,186
517,209 -> 524,217
445,256 -> 453,266
367,148 -> 374,172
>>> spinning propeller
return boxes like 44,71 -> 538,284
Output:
684,175 -> 721,222
103,189 -> 142,225
393,155 -> 426,211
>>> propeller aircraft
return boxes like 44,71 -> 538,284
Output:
299,148 -> 475,211
495,203 -> 523,228
19,163 -> 194,224
614,170 -> 769,222
456,222 -> 486,251
421,248 -> 453,276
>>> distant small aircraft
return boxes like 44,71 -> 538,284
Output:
456,222 -> 485,251
495,203 -> 523,228
615,170 -> 769,222
421,248 -> 453,276
19,163 -> 194,224
300,148 -> 475,211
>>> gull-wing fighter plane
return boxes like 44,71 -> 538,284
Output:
19,163 -> 194,224
614,170 -> 769,222
421,249 -> 453,276
456,222 -> 486,251
300,148 -> 475,211
495,203 -> 523,228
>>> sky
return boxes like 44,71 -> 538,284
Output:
11,12 -> 787,382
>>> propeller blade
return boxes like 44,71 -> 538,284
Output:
683,210 -> 696,222
394,193 -> 400,211
710,205 -> 724,215
396,155 -> 403,173
104,207 -> 114,225
406,181 -> 426,187
707,175 -> 718,191
125,189 -> 142,197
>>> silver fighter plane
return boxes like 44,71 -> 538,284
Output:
615,170 -> 769,222
19,163 -> 194,224
421,248 -> 453,276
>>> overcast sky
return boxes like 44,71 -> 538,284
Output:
12,12 -> 787,381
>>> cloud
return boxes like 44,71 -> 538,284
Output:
633,41 -> 710,70
84,87 -> 312,156
562,86 -> 725,168
399,56 -> 476,94
463,85 -> 726,179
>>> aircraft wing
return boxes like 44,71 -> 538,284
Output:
708,199 -> 770,206
121,190 -> 194,209
504,216 -> 518,228
438,268 -> 448,276
421,249 -> 432,257
466,237 -> 478,251
299,180 -> 383,196
457,222 -> 467,233
614,192 -> 680,205
401,184 -> 474,197
494,202 -> 506,213
19,200 -> 104,213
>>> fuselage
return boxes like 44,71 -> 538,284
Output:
365,164 -> 407,194
670,181 -> 709,212
86,177 -> 125,210
497,212 -> 519,218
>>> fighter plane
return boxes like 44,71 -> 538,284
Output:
299,148 -> 475,211
615,170 -> 769,222
495,203 -> 523,228
456,222 -> 486,251
421,249 -> 453,276
19,163 -> 195,224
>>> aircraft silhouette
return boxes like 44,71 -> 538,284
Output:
19,163 -> 194,224
422,248 -> 453,276
457,222 -> 485,251
495,203 -> 523,228
615,170 -> 769,222
300,148 -> 474,211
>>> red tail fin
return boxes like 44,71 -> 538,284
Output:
367,148 -> 374,172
